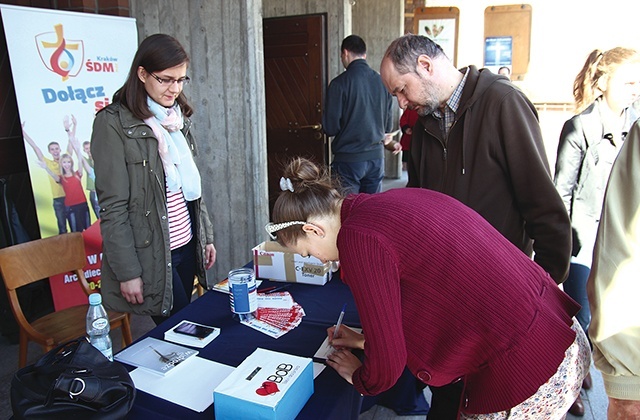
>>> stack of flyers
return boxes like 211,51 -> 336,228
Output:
240,292 -> 305,338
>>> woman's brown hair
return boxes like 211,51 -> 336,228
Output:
112,34 -> 193,118
271,158 -> 343,246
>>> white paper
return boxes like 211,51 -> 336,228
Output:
313,337 -> 336,360
240,316 -> 288,338
313,327 -> 362,360
130,356 -> 234,412
257,293 -> 294,308
313,362 -> 326,378
114,337 -> 198,375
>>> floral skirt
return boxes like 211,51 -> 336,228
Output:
460,318 -> 591,420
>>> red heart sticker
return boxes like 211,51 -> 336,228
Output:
256,381 -> 280,396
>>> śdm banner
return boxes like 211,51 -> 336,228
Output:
0,5 -> 137,311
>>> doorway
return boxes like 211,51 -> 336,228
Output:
263,14 -> 328,215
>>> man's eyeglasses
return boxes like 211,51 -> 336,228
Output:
148,71 -> 190,86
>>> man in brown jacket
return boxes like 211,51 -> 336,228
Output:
381,34 -> 571,420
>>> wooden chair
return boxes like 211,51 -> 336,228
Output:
0,232 -> 132,367
193,276 -> 204,298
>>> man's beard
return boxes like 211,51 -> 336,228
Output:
415,103 -> 437,116
415,82 -> 441,116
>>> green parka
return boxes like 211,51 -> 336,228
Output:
91,102 -> 214,317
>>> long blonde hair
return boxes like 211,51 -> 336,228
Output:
59,154 -> 75,176
573,47 -> 640,113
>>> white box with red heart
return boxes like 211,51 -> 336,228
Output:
213,348 -> 313,419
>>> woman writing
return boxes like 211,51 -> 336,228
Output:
91,34 -> 216,324
267,157 -> 590,419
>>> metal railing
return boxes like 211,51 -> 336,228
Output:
533,102 -> 574,113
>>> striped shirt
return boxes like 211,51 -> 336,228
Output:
166,186 -> 193,250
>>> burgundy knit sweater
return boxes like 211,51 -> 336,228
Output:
339,189 -> 579,414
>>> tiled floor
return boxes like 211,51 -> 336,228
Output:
0,173 -> 609,419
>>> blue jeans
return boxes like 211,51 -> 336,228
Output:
67,202 -> 90,232
563,262 -> 591,338
332,159 -> 384,195
152,238 -> 197,325
53,197 -> 68,234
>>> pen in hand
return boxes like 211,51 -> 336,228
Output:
332,303 -> 347,341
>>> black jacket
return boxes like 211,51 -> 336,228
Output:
322,59 -> 393,162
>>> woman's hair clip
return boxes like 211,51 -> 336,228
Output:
279,177 -> 294,192
264,221 -> 306,240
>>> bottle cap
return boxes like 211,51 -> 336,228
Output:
88,293 -> 102,305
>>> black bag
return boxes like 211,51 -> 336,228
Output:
11,338 -> 136,419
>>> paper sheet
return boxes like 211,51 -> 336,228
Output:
313,336 -> 337,360
114,336 -> 198,376
130,356 -> 234,412
313,362 -> 326,378
313,327 -> 362,360
257,293 -> 294,308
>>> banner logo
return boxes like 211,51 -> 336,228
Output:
35,23 -> 84,81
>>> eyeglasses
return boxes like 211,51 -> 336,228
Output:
148,71 -> 190,86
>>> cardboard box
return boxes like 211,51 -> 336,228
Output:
252,241 -> 333,285
213,348 -> 314,420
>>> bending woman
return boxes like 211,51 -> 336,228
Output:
267,157 -> 590,419
91,34 -> 216,324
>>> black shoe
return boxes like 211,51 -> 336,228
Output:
569,395 -> 585,417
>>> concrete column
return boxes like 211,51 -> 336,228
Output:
352,0 -> 404,179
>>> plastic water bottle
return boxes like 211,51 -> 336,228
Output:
86,293 -> 113,361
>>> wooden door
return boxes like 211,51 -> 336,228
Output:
263,14 -> 327,214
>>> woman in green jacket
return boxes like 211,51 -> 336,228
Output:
91,34 -> 216,323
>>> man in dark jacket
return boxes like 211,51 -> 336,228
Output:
380,34 -> 572,419
322,35 -> 398,195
